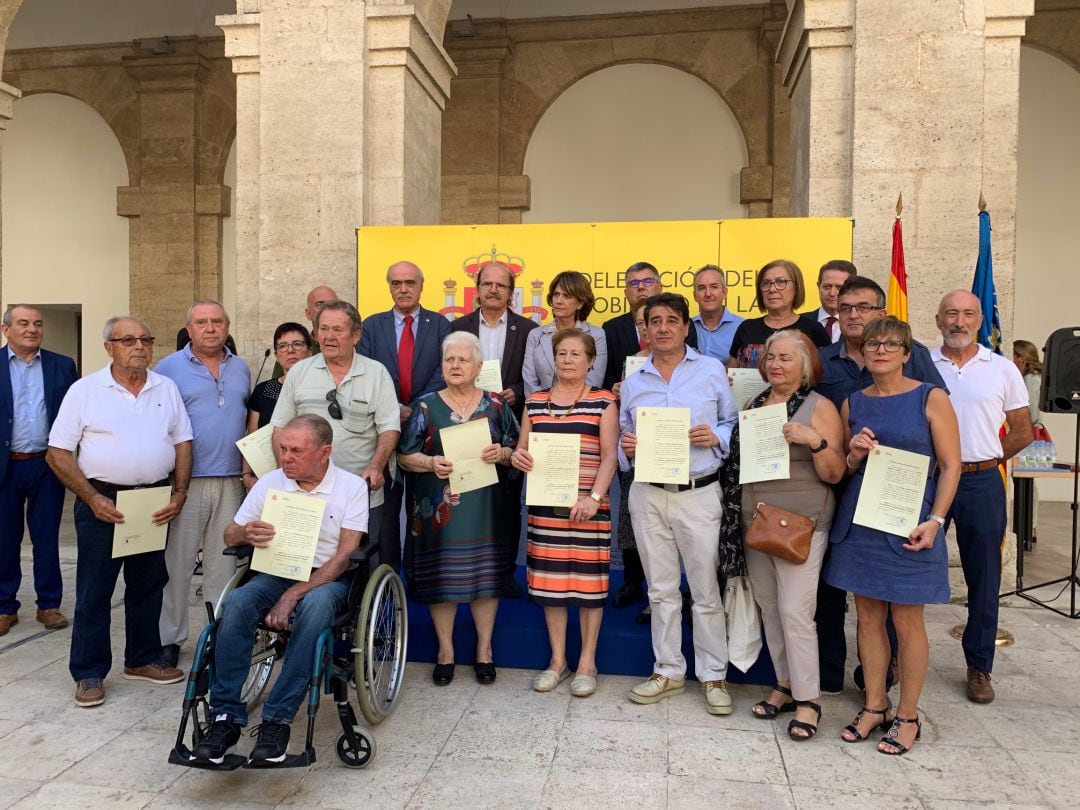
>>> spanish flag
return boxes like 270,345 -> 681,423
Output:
887,194 -> 908,321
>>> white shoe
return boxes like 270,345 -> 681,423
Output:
702,680 -> 733,715
570,674 -> 597,697
629,673 -> 685,704
532,667 -> 571,692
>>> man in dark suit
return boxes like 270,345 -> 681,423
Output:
602,262 -> 697,610
450,261 -> 538,596
359,261 -> 450,571
0,305 -> 79,635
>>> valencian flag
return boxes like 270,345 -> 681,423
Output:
887,194 -> 908,321
972,199 -> 1003,354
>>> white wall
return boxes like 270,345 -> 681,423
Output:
1016,46 -> 1080,501
522,63 -> 748,224
2,92 -> 129,372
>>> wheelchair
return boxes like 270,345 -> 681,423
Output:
168,540 -> 408,771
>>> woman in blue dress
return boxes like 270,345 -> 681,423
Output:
824,316 -> 960,756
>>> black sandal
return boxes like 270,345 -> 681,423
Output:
752,685 -> 797,719
841,704 -> 891,743
787,701 -> 821,741
878,715 -> 921,756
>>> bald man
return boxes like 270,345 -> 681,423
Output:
931,290 -> 1032,704
271,286 -> 338,379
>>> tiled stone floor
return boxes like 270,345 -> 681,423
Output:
0,501 -> 1077,808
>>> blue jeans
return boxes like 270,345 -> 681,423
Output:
70,494 -> 168,680
0,456 -> 65,614
210,572 -> 348,726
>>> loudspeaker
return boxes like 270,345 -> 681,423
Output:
1041,327 -> 1080,414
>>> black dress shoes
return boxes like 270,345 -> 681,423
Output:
432,663 -> 455,686
161,643 -> 181,669
474,662 -> 496,685
612,584 -> 643,608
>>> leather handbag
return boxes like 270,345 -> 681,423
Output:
745,502 -> 815,564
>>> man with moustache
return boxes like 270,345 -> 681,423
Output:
931,290 -> 1031,704
359,261 -> 450,571
450,261 -> 538,596
691,264 -> 744,363
813,260 -> 857,344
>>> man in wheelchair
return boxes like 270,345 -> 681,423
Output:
191,413 -> 368,765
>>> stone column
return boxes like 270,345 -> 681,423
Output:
0,80 -> 20,304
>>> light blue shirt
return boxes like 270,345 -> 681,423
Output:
8,350 -> 47,452
618,347 -> 737,478
692,310 -> 744,364
155,343 -> 251,477
393,307 -> 420,348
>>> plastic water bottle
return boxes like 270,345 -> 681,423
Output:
1017,444 -> 1031,469
1036,441 -> 1050,469
1048,442 -> 1057,467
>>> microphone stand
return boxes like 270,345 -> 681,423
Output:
252,348 -> 271,386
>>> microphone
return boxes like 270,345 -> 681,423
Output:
253,348 -> 271,385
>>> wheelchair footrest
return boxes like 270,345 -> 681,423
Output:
243,749 -> 315,769
169,746 -> 247,771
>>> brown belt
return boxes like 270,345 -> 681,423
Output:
960,459 -> 999,474
9,451 -> 46,461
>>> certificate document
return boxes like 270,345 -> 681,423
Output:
475,360 -> 503,393
440,418 -> 499,495
623,355 -> 647,379
634,407 -> 691,485
237,424 -> 278,478
251,489 -> 326,581
525,433 -> 580,507
731,368 -> 769,408
853,445 -> 931,536
112,486 -> 172,558
738,404 -> 790,484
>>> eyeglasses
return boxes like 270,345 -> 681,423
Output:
325,389 -> 343,420
275,340 -> 309,352
107,336 -> 155,347
838,303 -> 883,315
759,278 -> 790,291
864,339 -> 905,353
627,278 -> 658,290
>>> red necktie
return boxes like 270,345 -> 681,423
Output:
398,315 -> 414,404
825,316 -> 837,340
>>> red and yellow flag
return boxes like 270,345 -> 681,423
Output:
887,194 -> 908,321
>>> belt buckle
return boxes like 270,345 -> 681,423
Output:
663,483 -> 680,493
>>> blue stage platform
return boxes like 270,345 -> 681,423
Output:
404,565 -> 776,685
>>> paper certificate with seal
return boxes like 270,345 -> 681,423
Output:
738,404 -> 790,484
623,355 -> 647,379
440,418 -> 499,495
853,445 -> 931,536
237,424 -> 278,478
634,407 -> 691,485
112,486 -> 172,558
475,359 -> 503,393
251,490 -> 326,582
731,368 -> 769,408
525,433 -> 581,507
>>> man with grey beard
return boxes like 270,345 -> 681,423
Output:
931,290 -> 1031,705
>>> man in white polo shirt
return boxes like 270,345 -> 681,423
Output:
931,290 -> 1032,704
192,414 -> 368,766
47,316 -> 192,708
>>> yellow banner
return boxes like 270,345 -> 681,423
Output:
356,218 -> 853,326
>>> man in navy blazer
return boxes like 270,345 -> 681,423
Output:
0,305 -> 78,635
359,261 -> 450,571
450,262 -> 538,596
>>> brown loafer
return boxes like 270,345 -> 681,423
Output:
36,608 -> 69,630
0,613 -> 16,636
123,662 -> 184,684
966,666 -> 995,704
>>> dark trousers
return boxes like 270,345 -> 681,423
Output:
0,457 -> 65,614
69,494 -> 168,680
815,567 -> 848,693
378,471 -> 405,572
948,467 -> 1006,673
623,547 -> 645,591
501,475 -> 525,580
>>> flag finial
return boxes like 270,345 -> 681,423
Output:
895,193 -> 903,219
978,191 -> 987,212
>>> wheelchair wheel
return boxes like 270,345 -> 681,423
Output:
336,726 -> 376,768
354,564 -> 408,725
240,627 -> 279,709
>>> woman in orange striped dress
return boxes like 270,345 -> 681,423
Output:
511,328 -> 618,698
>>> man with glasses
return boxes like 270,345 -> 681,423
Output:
359,261 -> 449,572
272,301 -> 399,556
603,262 -> 697,610
0,305 -> 78,637
932,290 -> 1031,704
47,317 -> 192,707
156,300 -> 251,669
814,275 -> 946,694
691,264 -> 743,362
813,260 -> 857,343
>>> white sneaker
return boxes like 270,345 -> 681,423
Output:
629,673 -> 685,704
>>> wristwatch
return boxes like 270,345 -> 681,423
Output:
809,438 -> 828,454
928,514 -> 946,527
589,492 -> 604,504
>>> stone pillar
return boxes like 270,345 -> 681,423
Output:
120,45 -> 213,345
0,80 -> 20,305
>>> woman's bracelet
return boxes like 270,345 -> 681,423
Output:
845,452 -> 859,470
